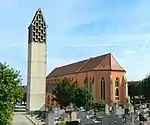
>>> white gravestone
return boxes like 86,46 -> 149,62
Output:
105,104 -> 109,115
71,111 -> 77,121
47,111 -> 54,125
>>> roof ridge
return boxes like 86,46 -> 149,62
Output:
90,53 -> 110,59
54,53 -> 111,69
54,59 -> 88,69
77,58 -> 92,72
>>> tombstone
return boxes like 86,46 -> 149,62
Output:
47,111 -> 54,125
88,109 -> 94,116
105,104 -> 109,115
113,104 -> 117,115
131,113 -> 135,125
81,107 -> 86,112
71,111 -> 77,121
130,106 -> 134,114
53,108 -> 60,117
124,108 -> 128,116
60,109 -> 65,115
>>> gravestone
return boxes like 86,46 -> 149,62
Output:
131,113 -> 135,125
47,111 -> 54,125
71,111 -> 77,121
113,104 -> 117,115
88,109 -> 94,115
53,108 -> 60,117
105,104 -> 109,115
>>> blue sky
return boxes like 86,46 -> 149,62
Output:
0,0 -> 150,85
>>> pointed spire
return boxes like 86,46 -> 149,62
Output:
28,8 -> 47,44
29,8 -> 47,28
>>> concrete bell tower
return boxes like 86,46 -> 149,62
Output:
27,8 -> 47,111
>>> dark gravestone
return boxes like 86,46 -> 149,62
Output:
124,108 -> 129,115
66,121 -> 79,125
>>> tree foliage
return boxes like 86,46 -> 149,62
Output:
128,74 -> 150,103
74,87 -> 93,108
52,77 -> 93,108
92,100 -> 105,111
0,62 -> 24,125
140,74 -> 150,99
52,77 -> 76,107
128,81 -> 140,98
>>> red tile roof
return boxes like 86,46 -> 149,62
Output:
47,53 -> 125,78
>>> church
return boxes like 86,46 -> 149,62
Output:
26,9 -> 128,111
45,53 -> 128,108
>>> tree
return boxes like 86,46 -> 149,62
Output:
0,62 -> 24,125
74,87 -> 93,108
92,100 -> 105,111
128,81 -> 140,104
52,77 -> 76,107
140,74 -> 150,100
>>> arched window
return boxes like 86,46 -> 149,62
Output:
89,77 -> 94,94
84,77 -> 88,88
115,77 -> 120,100
100,77 -> 105,100
115,88 -> 119,96
115,77 -> 120,87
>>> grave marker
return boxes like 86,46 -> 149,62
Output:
71,111 -> 77,121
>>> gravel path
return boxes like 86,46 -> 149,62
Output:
12,111 -> 33,125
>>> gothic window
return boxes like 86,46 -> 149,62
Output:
115,88 -> 119,96
89,77 -> 92,93
84,77 -> 88,88
115,77 -> 120,100
115,77 -> 119,87
89,77 -> 94,94
100,77 -> 105,100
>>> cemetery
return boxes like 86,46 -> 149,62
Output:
27,102 -> 150,125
